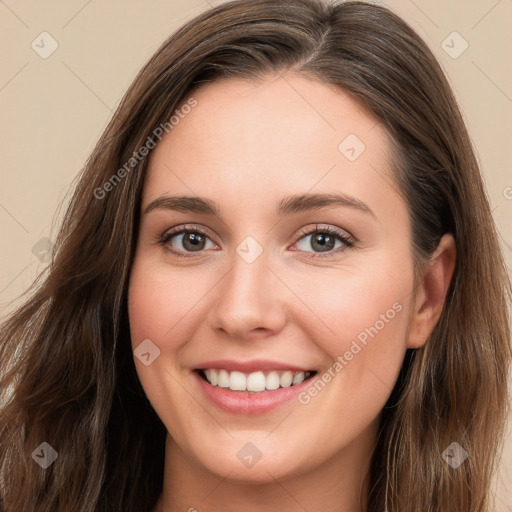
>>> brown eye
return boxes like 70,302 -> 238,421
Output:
159,227 -> 218,257
180,232 -> 207,251
309,231 -> 336,252
293,225 -> 355,258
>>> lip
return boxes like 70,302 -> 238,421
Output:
193,368 -> 316,415
193,359 -> 313,373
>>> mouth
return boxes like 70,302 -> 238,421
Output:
192,359 -> 320,414
195,368 -> 317,393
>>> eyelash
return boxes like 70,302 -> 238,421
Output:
158,224 -> 355,259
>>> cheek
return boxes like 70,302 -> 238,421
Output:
126,259 -> 190,414
289,251 -> 413,422
291,255 -> 413,356
127,259 -> 205,350
127,259 -> 201,434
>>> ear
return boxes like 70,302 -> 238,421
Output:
406,233 -> 457,349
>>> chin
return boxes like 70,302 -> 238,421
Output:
187,434 -> 313,484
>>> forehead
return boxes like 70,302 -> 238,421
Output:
143,73 -> 400,221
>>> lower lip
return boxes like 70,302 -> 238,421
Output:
193,371 -> 315,415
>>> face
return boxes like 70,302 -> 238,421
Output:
128,72 -> 419,483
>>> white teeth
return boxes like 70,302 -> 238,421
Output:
247,371 -> 266,392
292,372 -> 305,385
208,369 -> 218,386
266,371 -> 280,390
280,371 -> 294,387
229,371 -> 246,391
201,369 -> 313,392
217,369 -> 230,388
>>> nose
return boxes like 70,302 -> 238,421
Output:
207,247 -> 287,341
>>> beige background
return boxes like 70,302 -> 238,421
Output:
1,0 -> 511,508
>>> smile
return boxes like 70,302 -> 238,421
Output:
193,363 -> 318,414
199,368 -> 316,393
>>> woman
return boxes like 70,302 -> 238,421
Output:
1,0 -> 510,510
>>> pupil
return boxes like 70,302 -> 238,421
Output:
184,233 -> 204,251
313,232 -> 334,252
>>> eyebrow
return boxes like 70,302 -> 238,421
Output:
143,192 -> 375,219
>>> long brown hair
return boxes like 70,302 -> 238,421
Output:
1,1 -> 510,510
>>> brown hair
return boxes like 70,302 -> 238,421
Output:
1,1 -> 510,510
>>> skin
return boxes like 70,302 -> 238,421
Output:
127,72 -> 456,512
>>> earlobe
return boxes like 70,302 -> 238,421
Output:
406,233 -> 457,349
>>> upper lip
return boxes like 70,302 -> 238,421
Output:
194,359 -> 315,373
